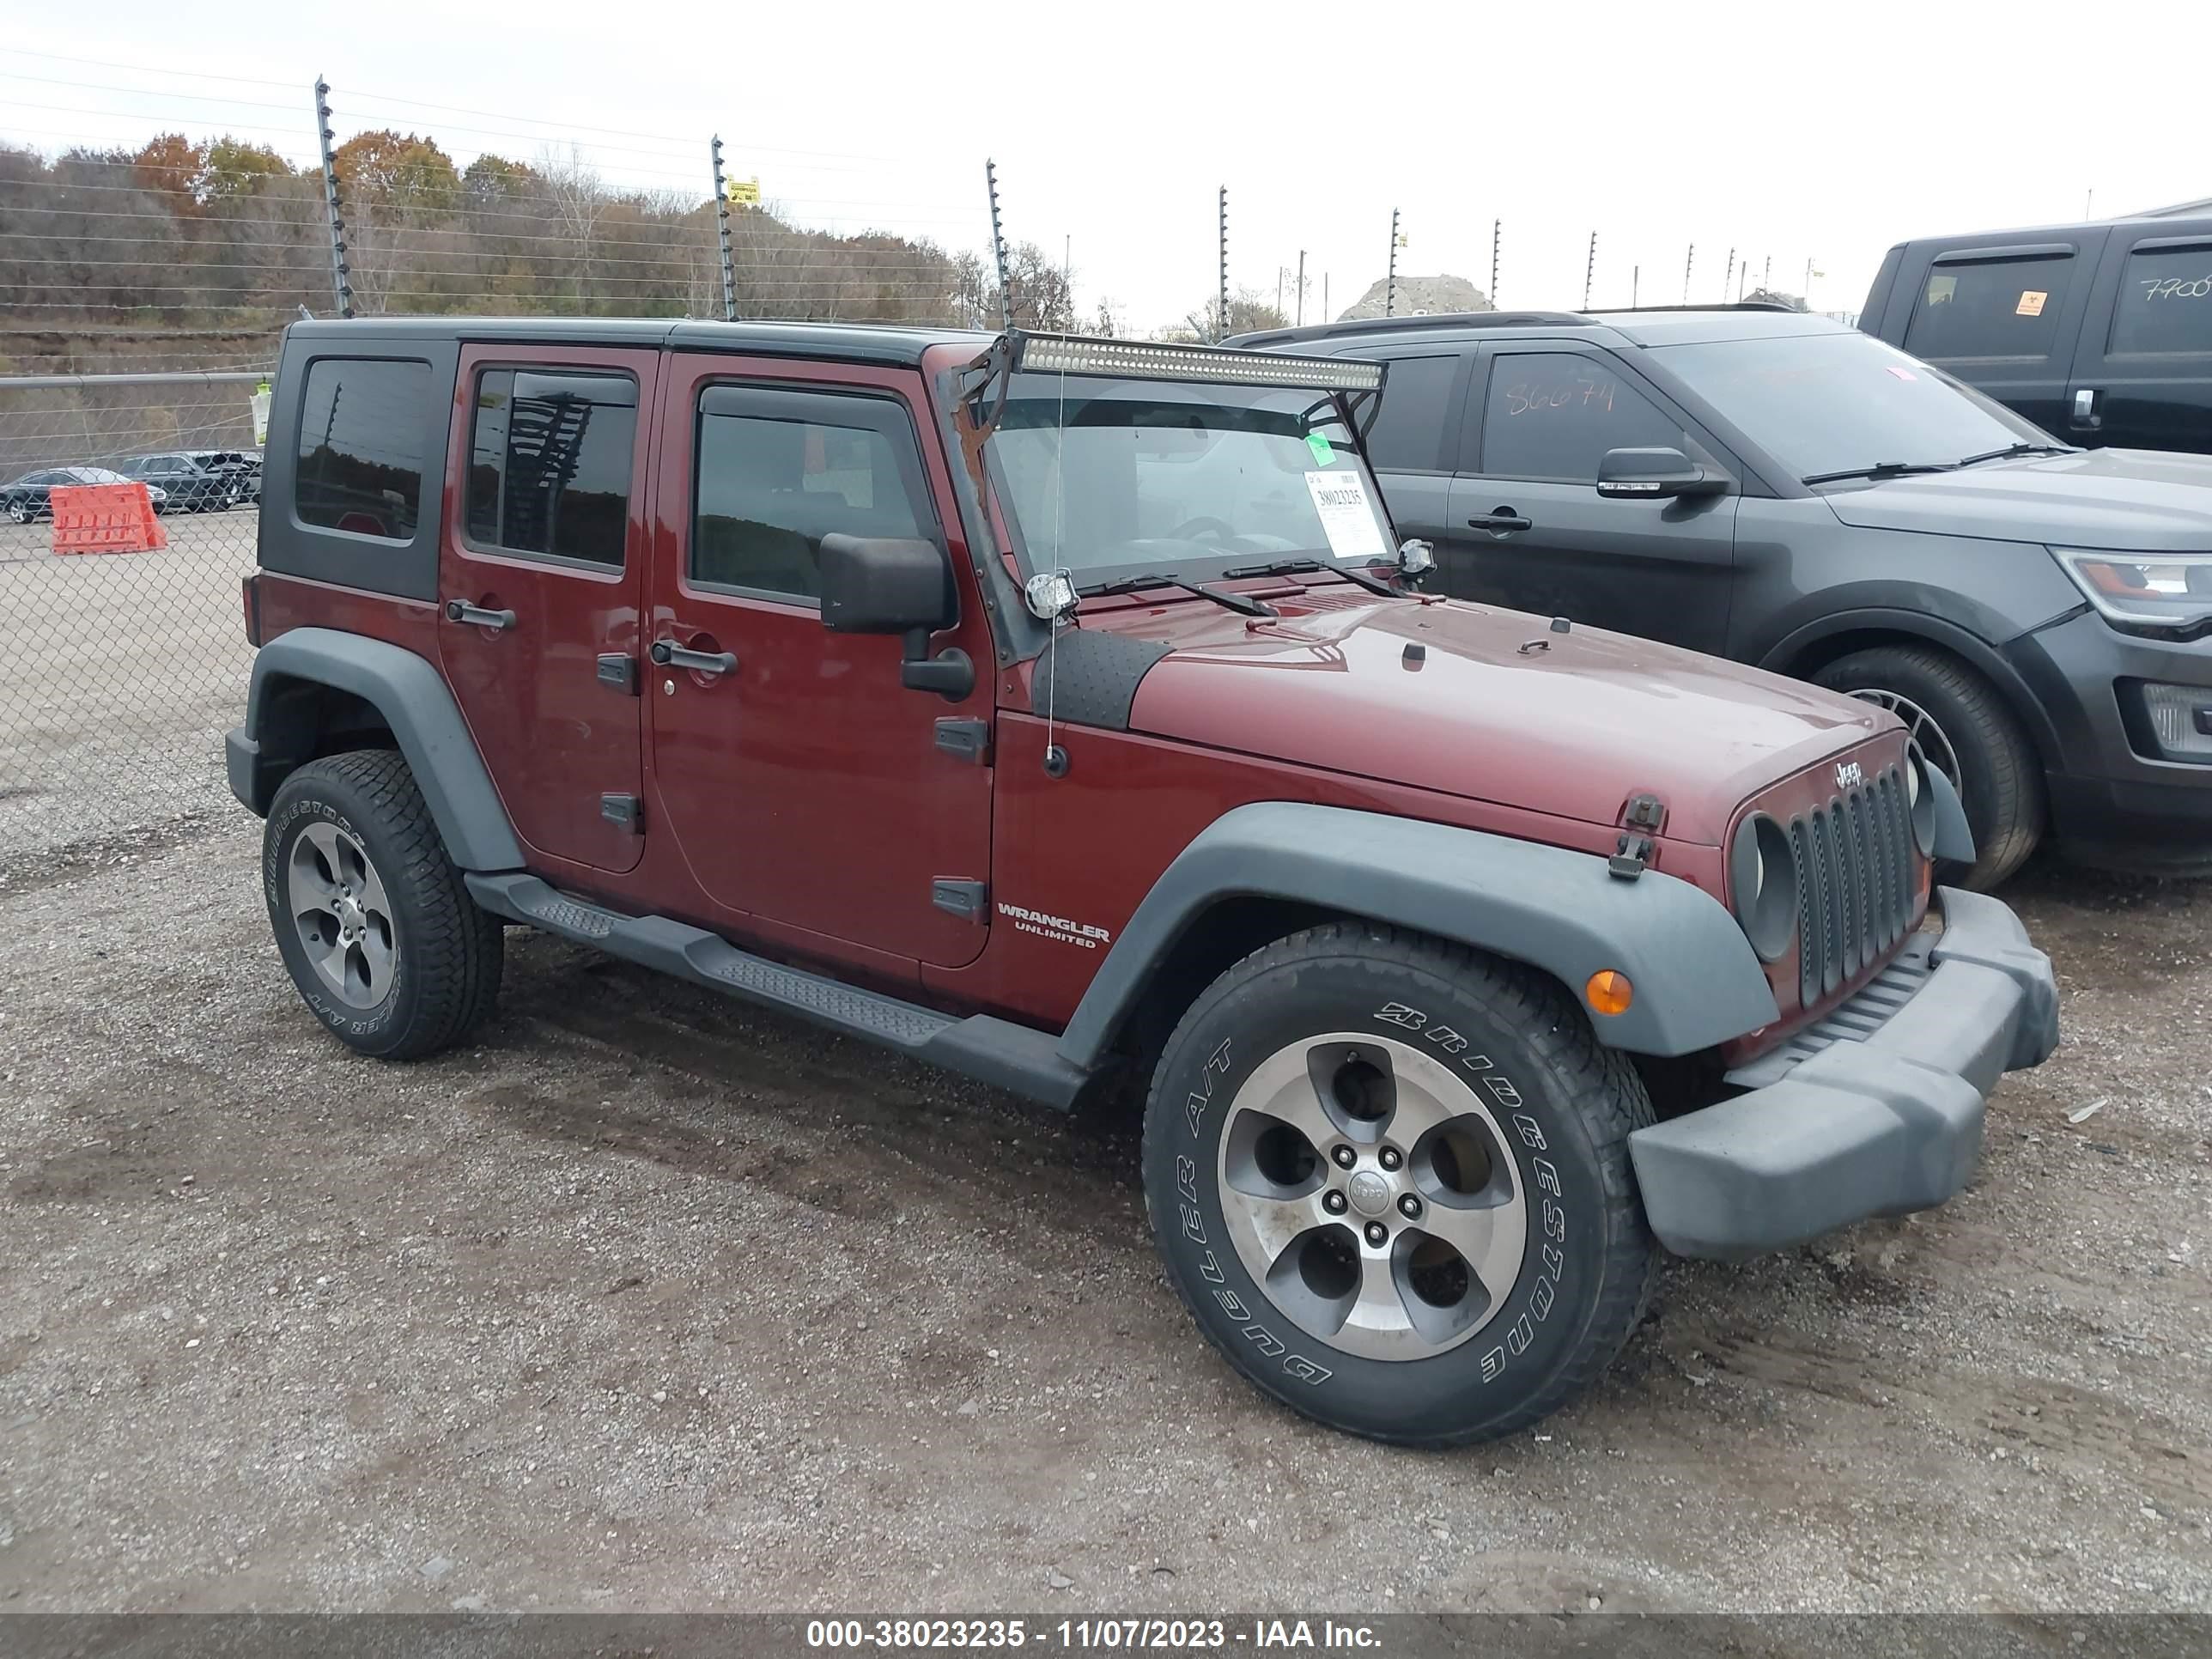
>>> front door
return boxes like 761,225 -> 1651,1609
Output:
647,356 -> 994,970
1441,345 -> 1739,654
438,343 -> 656,875
2066,228 -> 2212,454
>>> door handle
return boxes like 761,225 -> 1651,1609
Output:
1468,509 -> 1532,533
444,598 -> 517,630
2072,386 -> 2102,428
650,639 -> 738,676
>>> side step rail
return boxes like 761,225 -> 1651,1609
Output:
466,873 -> 1091,1110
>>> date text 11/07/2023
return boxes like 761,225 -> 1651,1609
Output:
805,1619 -> 1384,1650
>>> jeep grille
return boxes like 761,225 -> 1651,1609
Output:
1786,763 -> 1917,1006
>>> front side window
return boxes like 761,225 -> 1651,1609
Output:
1905,254 -> 2073,361
295,358 -> 431,542
989,375 -> 1392,585
465,368 -> 637,567
2110,243 -> 2212,356
691,386 -> 933,601
1476,353 -> 1686,482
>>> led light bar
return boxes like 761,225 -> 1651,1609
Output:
1013,332 -> 1382,392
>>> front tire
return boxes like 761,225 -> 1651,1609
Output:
1142,923 -> 1658,1446
1812,644 -> 2044,890
263,750 -> 502,1059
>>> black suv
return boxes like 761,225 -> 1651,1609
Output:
117,451 -> 253,512
1862,209 -> 2212,455
1232,307 -> 2212,884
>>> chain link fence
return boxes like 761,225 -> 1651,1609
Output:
0,366 -> 270,871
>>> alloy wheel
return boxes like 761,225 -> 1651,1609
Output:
287,821 -> 396,1008
1215,1031 -> 1528,1361
1844,686 -> 1964,789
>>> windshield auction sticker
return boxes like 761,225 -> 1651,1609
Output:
1304,470 -> 1389,562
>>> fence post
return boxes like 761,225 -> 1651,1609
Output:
1218,185 -> 1230,341
985,160 -> 1013,329
1723,247 -> 1735,305
1583,231 -> 1596,311
1295,250 -> 1305,326
1490,219 -> 1501,307
710,137 -> 738,322
1683,244 -> 1693,303
1386,207 -> 1401,318
312,78 -> 356,319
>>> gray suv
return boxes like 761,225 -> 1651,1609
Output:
1233,307 -> 2212,885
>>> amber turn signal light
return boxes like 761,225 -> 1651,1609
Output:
1585,970 -> 1633,1017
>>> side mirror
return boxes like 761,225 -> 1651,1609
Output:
817,533 -> 973,702
1596,447 -> 1730,501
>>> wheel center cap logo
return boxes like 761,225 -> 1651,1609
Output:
336,897 -> 364,932
1346,1170 -> 1391,1217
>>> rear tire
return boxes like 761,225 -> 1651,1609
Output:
263,750 -> 502,1059
1813,644 -> 2045,890
1141,923 -> 1658,1446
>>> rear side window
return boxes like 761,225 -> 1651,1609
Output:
465,368 -> 638,567
691,386 -> 933,602
295,358 -> 431,542
1905,254 -> 2073,360
1363,355 -> 1461,472
1476,353 -> 1686,482
2109,244 -> 2212,356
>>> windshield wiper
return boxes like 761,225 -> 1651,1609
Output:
1078,572 -> 1279,618
1223,556 -> 1400,597
1801,460 -> 1959,485
1954,441 -> 2075,467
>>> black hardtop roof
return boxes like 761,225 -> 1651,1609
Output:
1231,307 -> 1855,352
1889,210 -> 2212,250
283,315 -> 996,368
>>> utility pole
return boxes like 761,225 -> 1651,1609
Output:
1217,185 -> 1229,340
1295,250 -> 1305,325
1490,219 -> 1501,307
1683,244 -> 1693,303
984,159 -> 1012,329
1322,273 -> 1328,323
311,78 -> 355,319
1804,255 -> 1814,302
1065,233 -> 1072,328
1386,206 -> 1401,317
709,137 -> 738,322
1583,231 -> 1596,310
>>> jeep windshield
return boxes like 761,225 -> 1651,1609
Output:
987,374 -> 1395,591
1647,331 -> 2066,485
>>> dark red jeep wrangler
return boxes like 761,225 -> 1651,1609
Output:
228,319 -> 2058,1443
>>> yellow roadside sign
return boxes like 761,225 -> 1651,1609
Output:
726,175 -> 760,207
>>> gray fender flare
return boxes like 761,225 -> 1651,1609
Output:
1924,763 -> 1976,864
1058,801 -> 1779,1065
230,627 -> 524,872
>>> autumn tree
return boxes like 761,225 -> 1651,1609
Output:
331,130 -> 460,211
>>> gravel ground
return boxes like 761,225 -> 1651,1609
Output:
1,793 -> 2209,1614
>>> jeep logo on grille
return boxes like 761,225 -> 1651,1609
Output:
1836,761 -> 1864,789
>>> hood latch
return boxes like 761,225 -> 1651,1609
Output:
1608,792 -> 1668,880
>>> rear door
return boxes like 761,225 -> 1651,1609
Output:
1351,349 -> 1474,552
1896,237 -> 2102,434
438,343 -> 657,876
2065,228 -> 2212,453
1441,343 -> 1739,653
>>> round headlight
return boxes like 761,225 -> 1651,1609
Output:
1905,750 -> 1937,857
1729,811 -> 1798,963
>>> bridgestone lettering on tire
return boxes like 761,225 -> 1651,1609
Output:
1814,644 -> 2045,890
1141,923 -> 1660,1446
263,750 -> 502,1060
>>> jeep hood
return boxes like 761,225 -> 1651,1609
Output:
1106,592 -> 1888,846
1820,447 -> 2212,550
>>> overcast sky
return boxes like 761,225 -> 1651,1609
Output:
9,0 -> 2209,333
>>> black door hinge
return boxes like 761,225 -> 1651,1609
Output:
933,717 -> 991,764
932,878 -> 987,921
601,793 -> 643,833
1609,791 -> 1665,878
596,653 -> 637,695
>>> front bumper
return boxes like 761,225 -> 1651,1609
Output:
1628,888 -> 2058,1260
